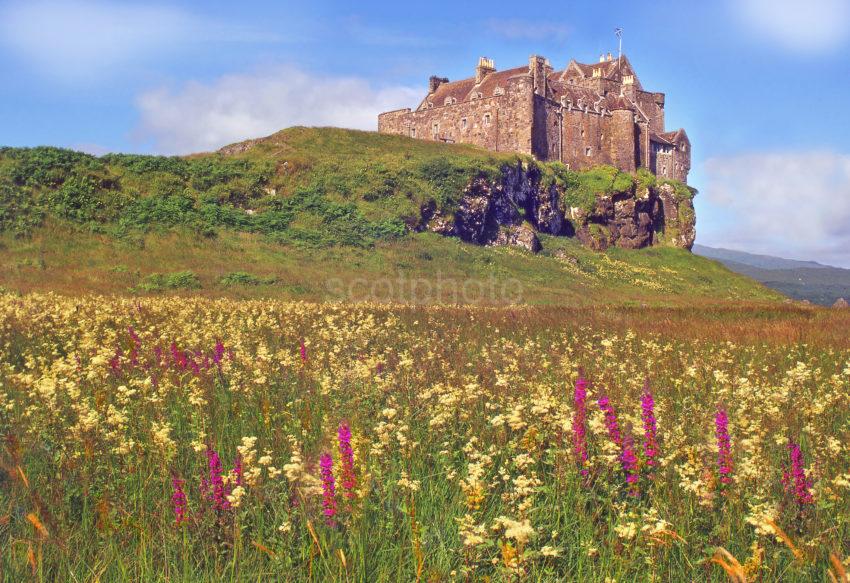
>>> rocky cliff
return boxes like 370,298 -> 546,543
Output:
419,161 -> 696,253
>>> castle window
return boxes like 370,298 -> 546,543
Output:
483,114 -> 491,126
580,128 -> 585,137
585,147 -> 592,157
461,118 -> 467,130
411,128 -> 416,138
432,123 -> 439,137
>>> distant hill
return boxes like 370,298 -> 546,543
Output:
694,245 -> 850,305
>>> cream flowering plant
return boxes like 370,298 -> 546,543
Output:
0,292 -> 848,580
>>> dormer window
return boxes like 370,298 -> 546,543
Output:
494,87 -> 504,96
444,97 -> 456,106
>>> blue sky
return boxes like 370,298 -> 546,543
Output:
2,0 -> 850,266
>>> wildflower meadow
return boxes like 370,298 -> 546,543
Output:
0,293 -> 849,581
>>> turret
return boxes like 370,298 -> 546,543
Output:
610,103 -> 637,172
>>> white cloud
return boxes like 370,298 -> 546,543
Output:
700,151 -> 850,267
733,0 -> 850,53
0,0 -> 277,82
486,18 -> 571,42
133,65 -> 421,154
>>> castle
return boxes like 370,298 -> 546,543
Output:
378,53 -> 690,183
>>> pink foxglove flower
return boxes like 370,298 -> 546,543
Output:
621,432 -> 639,488
641,382 -> 659,472
206,447 -> 230,511
715,408 -> 733,486
572,377 -> 589,478
338,423 -> 357,500
598,395 -> 622,447
319,453 -> 337,525
599,394 -> 640,489
171,476 -> 188,525
783,441 -> 814,506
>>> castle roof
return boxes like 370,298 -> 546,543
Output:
419,54 -> 645,111
421,66 -> 528,109
561,55 -> 640,87
652,129 -> 689,145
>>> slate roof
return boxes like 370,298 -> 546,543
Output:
421,66 -> 528,109
652,129 -> 689,145
419,55 -> 642,111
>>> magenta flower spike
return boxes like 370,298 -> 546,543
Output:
621,432 -> 640,489
715,408 -> 733,486
572,377 -> 590,478
206,447 -> 230,511
213,339 -> 225,366
598,393 -> 641,490
300,339 -> 308,364
338,423 -> 357,500
171,476 -> 188,525
320,452 -> 337,525
641,382 -> 659,471
784,441 -> 814,506
598,394 -> 622,447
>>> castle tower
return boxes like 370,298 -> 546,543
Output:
609,100 -> 637,172
529,55 -> 547,97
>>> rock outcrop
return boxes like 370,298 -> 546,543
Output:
833,298 -> 849,309
420,161 -> 696,253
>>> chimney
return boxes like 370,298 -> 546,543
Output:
428,75 -> 448,94
599,54 -> 605,63
607,52 -> 613,62
475,57 -> 496,84
529,55 -> 547,96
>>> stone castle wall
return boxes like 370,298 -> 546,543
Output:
378,78 -> 534,156
379,54 -> 691,183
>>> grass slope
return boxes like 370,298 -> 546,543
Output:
0,126 -> 770,305
0,221 -> 780,305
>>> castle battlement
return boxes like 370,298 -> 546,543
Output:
378,53 -> 690,183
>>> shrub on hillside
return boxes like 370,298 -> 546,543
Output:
133,271 -> 201,293
218,272 -> 276,286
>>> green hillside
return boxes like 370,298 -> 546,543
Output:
0,127 -> 780,305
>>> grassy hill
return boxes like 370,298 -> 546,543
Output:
0,127 -> 780,305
